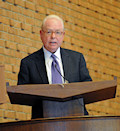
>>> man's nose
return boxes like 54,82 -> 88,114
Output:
51,32 -> 56,38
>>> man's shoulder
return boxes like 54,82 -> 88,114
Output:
61,48 -> 83,56
22,48 -> 43,61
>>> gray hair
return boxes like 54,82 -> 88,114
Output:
41,15 -> 64,30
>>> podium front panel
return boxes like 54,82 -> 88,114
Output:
43,98 -> 84,118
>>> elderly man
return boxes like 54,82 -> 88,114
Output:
18,15 -> 92,119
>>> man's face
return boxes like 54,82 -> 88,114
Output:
40,18 -> 65,53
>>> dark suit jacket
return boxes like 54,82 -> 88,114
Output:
18,48 -> 92,118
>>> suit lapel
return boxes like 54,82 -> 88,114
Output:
60,48 -> 70,81
35,48 -> 49,84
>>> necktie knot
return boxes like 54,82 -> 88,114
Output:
51,54 -> 58,66
51,54 -> 57,61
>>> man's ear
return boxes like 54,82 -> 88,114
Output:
40,30 -> 42,35
40,30 -> 42,38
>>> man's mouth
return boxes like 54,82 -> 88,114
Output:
50,42 -> 57,44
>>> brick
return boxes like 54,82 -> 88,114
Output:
25,1 -> 35,11
34,19 -> 42,27
34,13 -> 44,21
30,33 -> 40,41
18,14 -> 26,23
5,71 -> 18,81
0,24 -> 3,31
14,0 -> 25,7
6,0 -> 14,3
5,64 -> 12,72
27,47 -> 37,54
14,35 -> 21,43
6,79 -> 17,86
0,8 -> 2,15
1,8 -> 11,18
0,16 -> 10,25
4,110 -> 16,119
11,12 -> 19,21
15,51 -> 24,59
5,25 -> 19,36
12,104 -> 24,112
0,55 -> 5,63
12,65 -> 19,73
36,5 -> 46,14
0,103 -> 8,110
2,24 -> 9,32
36,0 -> 50,8
46,8 -> 56,16
4,56 -> 19,66
0,47 -> 4,54
21,105 -> 31,114
32,26 -> 40,34
34,41 -> 42,49
5,41 -> 17,50
0,109 -> 4,117
0,32 -> 1,38
0,39 -> 5,47
22,23 -> 32,32
25,17 -> 35,25
0,1 -> 11,10
15,112 -> 27,120
27,0 -> 34,2
4,48 -> 15,57
7,103 -> 13,110
10,19 -> 21,28
22,8 -> 34,17
2,32 -> 14,41
10,4 -> 22,14
17,44 -> 28,52
0,117 -> 16,123
18,29 -> 26,38
26,113 -> 31,120
24,38 -> 33,47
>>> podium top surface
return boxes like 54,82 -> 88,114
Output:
7,79 -> 117,106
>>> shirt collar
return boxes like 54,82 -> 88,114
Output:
43,46 -> 52,59
43,46 -> 61,60
53,47 -> 61,60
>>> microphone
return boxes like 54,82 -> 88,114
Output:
55,64 -> 69,84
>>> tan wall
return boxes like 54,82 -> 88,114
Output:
0,0 -> 120,122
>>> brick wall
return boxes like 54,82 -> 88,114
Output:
0,0 -> 120,122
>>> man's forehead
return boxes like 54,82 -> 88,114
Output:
43,18 -> 63,28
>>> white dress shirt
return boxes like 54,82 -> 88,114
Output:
43,46 -> 64,84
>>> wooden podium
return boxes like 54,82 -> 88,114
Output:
0,65 -> 7,104
0,116 -> 120,131
7,78 -> 117,118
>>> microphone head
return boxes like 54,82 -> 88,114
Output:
55,64 -> 57,68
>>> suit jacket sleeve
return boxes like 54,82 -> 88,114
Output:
79,54 -> 92,82
17,59 -> 30,85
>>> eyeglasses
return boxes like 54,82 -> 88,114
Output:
42,30 -> 64,37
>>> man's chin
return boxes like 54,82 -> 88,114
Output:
49,47 -> 58,53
